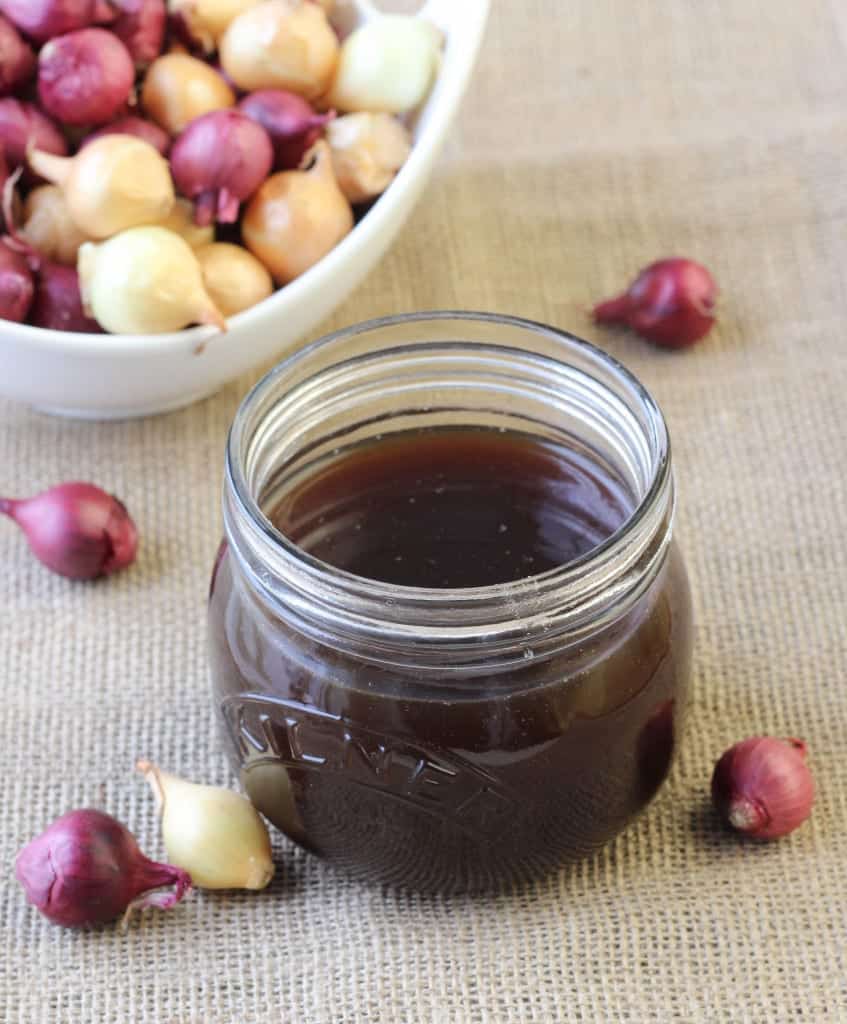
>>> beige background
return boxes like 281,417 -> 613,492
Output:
2,1 -> 846,1021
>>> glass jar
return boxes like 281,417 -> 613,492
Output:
208,312 -> 693,892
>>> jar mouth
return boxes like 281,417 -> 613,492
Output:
224,312 -> 673,664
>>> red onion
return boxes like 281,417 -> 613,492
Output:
712,737 -> 815,841
0,99 -> 67,171
593,258 -> 717,349
168,10 -> 203,55
0,481 -> 138,579
83,114 -> 171,155
108,0 -> 166,66
170,109 -> 273,226
2,170 -> 100,332
16,809 -> 191,927
0,0 -> 115,43
0,238 -> 34,322
31,263 -> 101,332
0,14 -> 35,96
239,89 -> 333,170
38,28 -> 135,128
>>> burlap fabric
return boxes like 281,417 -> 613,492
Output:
2,2 -> 845,1021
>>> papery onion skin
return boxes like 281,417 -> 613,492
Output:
29,135 -> 175,240
593,258 -> 717,349
138,760 -> 275,891
170,109 -> 273,225
220,0 -> 339,100
0,481 -> 136,579
242,139 -> 352,284
142,52 -> 236,135
15,808 -> 190,927
37,28 -> 135,128
326,111 -> 411,204
712,737 -> 815,840
238,88 -> 333,170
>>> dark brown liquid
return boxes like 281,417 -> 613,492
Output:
272,430 -> 633,587
209,429 -> 693,892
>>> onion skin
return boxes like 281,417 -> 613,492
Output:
168,0 -> 263,54
0,239 -> 34,322
326,111 -> 410,204
0,0 -> 115,44
138,760 -> 275,891
0,15 -> 35,96
0,99 -> 67,172
220,0 -> 339,99
243,139 -> 352,284
83,115 -> 171,156
31,263 -> 101,332
29,135 -> 175,240
2,170 -> 97,330
238,89 -> 333,170
711,737 -> 815,840
20,185 -> 92,266
15,809 -> 190,928
196,241 -> 272,316
170,109 -> 273,225
109,0 -> 166,66
0,482 -> 137,579
142,52 -> 236,135
593,258 -> 717,349
328,16 -> 441,114
78,225 -> 226,334
38,28 -> 135,128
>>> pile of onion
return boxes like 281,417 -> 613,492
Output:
0,0 -> 427,336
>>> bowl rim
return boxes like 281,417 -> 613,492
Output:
0,0 -> 491,358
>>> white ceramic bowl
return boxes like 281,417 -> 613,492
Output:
0,0 -> 490,419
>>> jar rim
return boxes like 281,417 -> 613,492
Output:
224,311 -> 674,664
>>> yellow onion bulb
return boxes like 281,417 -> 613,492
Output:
326,112 -> 411,204
28,135 -> 175,240
242,139 -> 352,284
142,53 -> 235,135
20,185 -> 92,266
195,242 -> 273,316
220,0 -> 338,100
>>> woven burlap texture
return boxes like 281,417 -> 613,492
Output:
2,1 -> 845,1021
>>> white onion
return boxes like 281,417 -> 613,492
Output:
78,226 -> 225,334
328,16 -> 441,114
